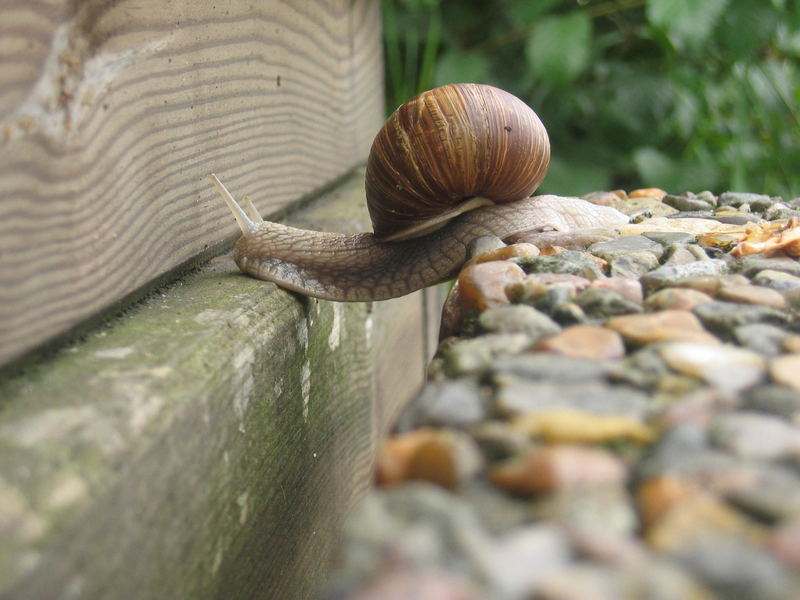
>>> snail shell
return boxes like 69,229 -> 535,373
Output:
366,83 -> 551,241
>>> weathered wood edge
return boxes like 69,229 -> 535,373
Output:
0,169 -> 436,600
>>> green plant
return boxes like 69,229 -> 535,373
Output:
381,0 -> 800,198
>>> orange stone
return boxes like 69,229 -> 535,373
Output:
458,261 -> 526,312
606,310 -> 719,346
536,325 -> 626,360
637,475 -> 698,531
465,243 -> 539,267
718,283 -> 788,310
489,445 -> 625,496
629,188 -> 667,200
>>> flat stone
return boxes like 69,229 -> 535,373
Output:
644,288 -> 714,311
532,485 -> 637,537
642,231 -> 697,246
615,197 -> 679,218
489,445 -> 626,496
659,342 -> 766,393
711,411 -> 800,460
573,287 -> 643,319
752,269 -> 800,292
517,251 -> 605,280
742,385 -> 800,421
608,253 -> 661,278
606,310 -> 718,346
712,212 -> 764,225
674,274 -> 750,296
399,380 -> 487,430
589,277 -> 643,304
512,409 -> 654,444
770,354 -> 800,392
640,260 -> 728,294
662,243 -> 711,266
443,333 -> 533,377
490,353 -> 610,383
718,284 -> 788,309
493,376 -> 650,418
588,236 -> 664,261
663,194 -> 713,212
535,325 -> 626,360
478,305 -> 560,342
457,261 -> 526,311
732,323 -> 790,357
739,256 -> 800,278
693,301 -> 792,337
719,192 -> 776,208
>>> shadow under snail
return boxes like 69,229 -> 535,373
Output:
209,83 -> 628,301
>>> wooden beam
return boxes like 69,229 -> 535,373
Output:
0,0 -> 384,365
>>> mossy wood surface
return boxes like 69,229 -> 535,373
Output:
0,0 -> 383,365
0,171 -> 435,599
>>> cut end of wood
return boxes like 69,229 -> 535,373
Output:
209,173 -> 261,236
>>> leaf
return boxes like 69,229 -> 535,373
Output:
647,0 -> 729,50
526,12 -> 592,86
434,49 -> 490,86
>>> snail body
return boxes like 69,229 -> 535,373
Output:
211,83 -> 628,301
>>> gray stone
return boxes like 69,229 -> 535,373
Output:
642,231 -> 697,247
712,213 -> 764,226
573,288 -> 643,319
719,192 -> 776,208
493,375 -> 650,418
588,236 -> 664,261
490,353 -> 610,383
663,194 -> 714,212
532,485 -> 638,537
732,323 -> 789,356
399,379 -> 487,430
517,252 -> 605,280
710,411 -> 800,460
676,536 -> 792,600
764,204 -> 800,221
640,260 -> 728,294
662,243 -> 711,266
443,333 -> 533,377
693,301 -> 792,338
608,253 -> 661,278
739,256 -> 800,279
742,385 -> 800,421
752,269 -> 800,292
478,305 -> 560,341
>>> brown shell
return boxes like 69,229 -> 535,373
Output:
365,83 -> 551,241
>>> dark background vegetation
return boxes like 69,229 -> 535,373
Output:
381,0 -> 800,198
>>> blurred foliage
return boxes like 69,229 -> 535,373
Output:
381,0 -> 800,197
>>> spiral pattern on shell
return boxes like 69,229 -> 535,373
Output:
365,83 -> 551,241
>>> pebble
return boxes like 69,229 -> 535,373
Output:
457,261 -> 525,311
663,194 -> 713,212
640,259 -> 728,294
588,235 -> 664,261
658,341 -> 766,393
710,411 -> 800,460
535,325 -> 626,360
644,287 -> 713,311
478,304 -> 560,341
693,300 -> 792,336
752,269 -> 800,292
573,287 -> 643,319
323,186 -> 800,600
512,409 -> 653,444
770,354 -> 800,391
732,323 -> 789,357
606,310 -> 719,345
443,333 -> 532,376
465,242 -> 539,267
488,445 -> 626,496
717,283 -> 788,309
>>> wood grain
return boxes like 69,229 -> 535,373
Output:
0,0 -> 384,366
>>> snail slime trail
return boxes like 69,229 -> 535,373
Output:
211,83 -> 628,302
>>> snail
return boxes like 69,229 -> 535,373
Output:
210,83 -> 628,301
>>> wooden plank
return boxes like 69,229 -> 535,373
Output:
0,169 -> 427,600
0,0 -> 384,366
